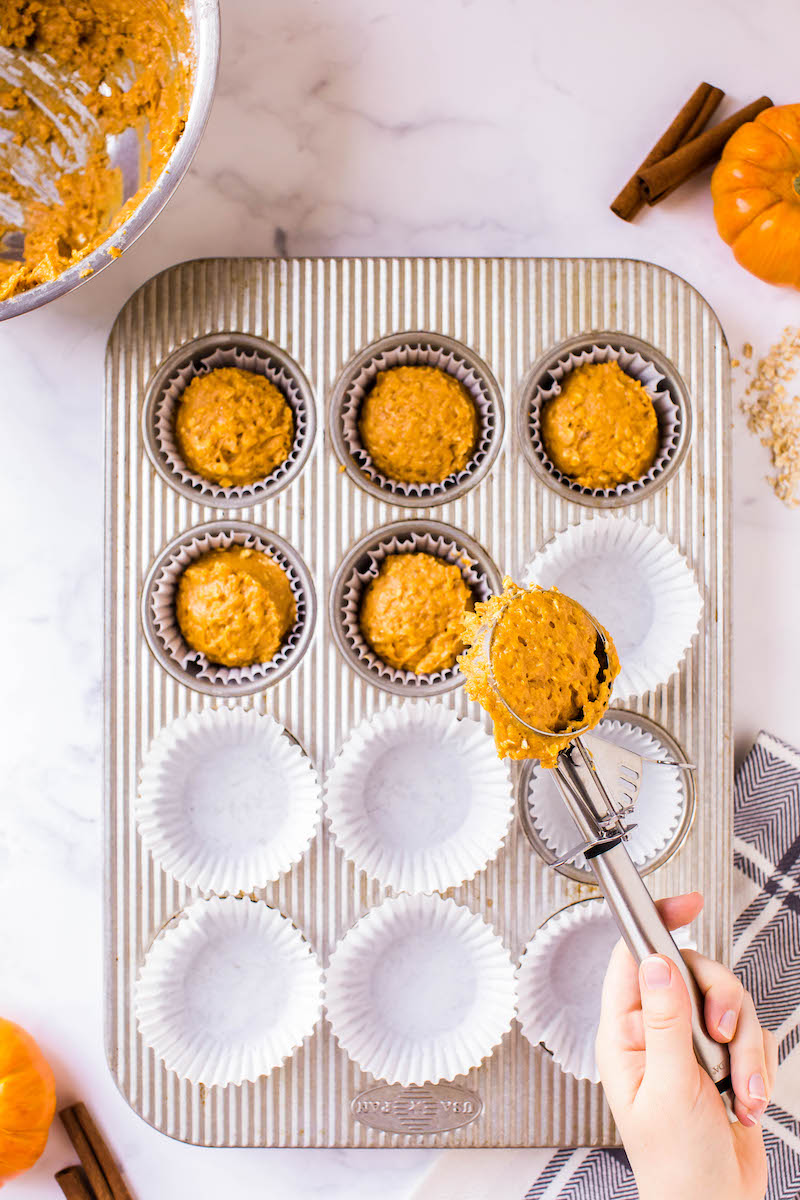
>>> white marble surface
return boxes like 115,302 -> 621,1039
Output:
1,0 -> 799,1196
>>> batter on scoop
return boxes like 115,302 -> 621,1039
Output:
459,579 -> 619,767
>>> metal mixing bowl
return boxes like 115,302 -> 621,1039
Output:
0,0 -> 219,321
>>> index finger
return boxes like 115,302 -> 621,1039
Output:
599,892 -> 705,1023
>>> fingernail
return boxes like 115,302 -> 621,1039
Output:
749,1073 -> 768,1103
641,956 -> 671,989
718,1009 -> 737,1039
740,1111 -> 759,1128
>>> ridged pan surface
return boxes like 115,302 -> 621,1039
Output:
104,257 -> 732,1147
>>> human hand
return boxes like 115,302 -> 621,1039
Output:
596,892 -> 777,1200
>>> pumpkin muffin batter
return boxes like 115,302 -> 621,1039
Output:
541,361 -> 660,490
359,552 -> 473,675
359,366 -> 478,484
176,547 -> 296,669
0,0 -> 192,301
175,368 -> 295,487
459,579 -> 619,767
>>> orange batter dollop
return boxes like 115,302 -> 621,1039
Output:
176,547 -> 296,669
459,579 -> 619,767
359,366 -> 478,484
175,367 -> 295,487
541,361 -> 659,490
359,552 -> 473,674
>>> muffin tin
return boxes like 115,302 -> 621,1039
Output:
104,256 -> 732,1148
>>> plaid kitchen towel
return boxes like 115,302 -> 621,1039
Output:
411,731 -> 800,1200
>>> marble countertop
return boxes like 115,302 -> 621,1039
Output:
2,1 -> 798,1196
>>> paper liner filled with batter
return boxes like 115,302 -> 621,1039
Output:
324,702 -> 513,893
146,524 -> 312,692
136,709 -> 321,894
336,333 -> 502,502
135,897 -> 323,1087
148,338 -> 313,507
338,528 -> 492,692
525,342 -> 681,500
324,893 -> 516,1085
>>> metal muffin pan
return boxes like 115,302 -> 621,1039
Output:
518,329 -> 693,509
105,256 -> 731,1148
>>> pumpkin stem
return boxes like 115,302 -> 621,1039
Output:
794,174 -> 800,197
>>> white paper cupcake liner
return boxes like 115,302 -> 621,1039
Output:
527,341 -> 681,500
337,333 -> 502,500
136,709 -> 321,893
324,702 -> 513,893
516,898 -> 695,1083
525,717 -> 686,873
524,515 -> 703,702
146,336 -> 314,507
135,897 -> 323,1087
339,528 -> 493,689
146,523 -> 313,690
325,894 -> 516,1085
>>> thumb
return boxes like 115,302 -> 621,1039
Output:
639,955 -> 698,1097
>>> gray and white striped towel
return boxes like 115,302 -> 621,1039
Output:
411,731 -> 800,1200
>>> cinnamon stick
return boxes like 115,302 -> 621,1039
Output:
64,1103 -> 135,1200
638,95 -> 773,203
653,85 -> 726,203
59,1107 -> 114,1200
55,1165 -> 95,1200
610,82 -> 724,221
679,85 -> 726,145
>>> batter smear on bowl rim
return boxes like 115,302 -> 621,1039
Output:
0,0 -> 192,300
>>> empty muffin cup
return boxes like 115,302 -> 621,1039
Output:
524,515 -> 703,703
325,893 -> 516,1085
329,331 -> 504,506
142,332 -> 316,508
136,708 -> 321,893
518,710 -> 695,882
324,702 -> 513,893
516,898 -> 695,1083
330,520 -> 501,696
135,896 -> 323,1087
518,332 -> 691,508
142,520 -> 316,696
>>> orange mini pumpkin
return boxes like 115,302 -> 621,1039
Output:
711,103 -> 800,288
0,1018 -> 56,1184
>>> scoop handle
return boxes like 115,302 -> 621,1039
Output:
589,841 -> 735,1118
